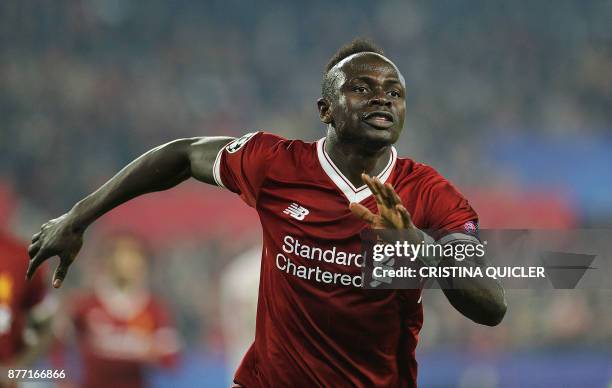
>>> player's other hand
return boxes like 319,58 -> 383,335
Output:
350,174 -> 424,243
26,213 -> 83,288
349,173 -> 414,229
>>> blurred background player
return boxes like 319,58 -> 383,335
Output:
0,229 -> 56,388
52,233 -> 181,388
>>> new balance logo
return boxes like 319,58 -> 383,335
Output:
283,203 -> 309,220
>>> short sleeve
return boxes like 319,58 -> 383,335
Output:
425,173 -> 479,244
212,131 -> 284,207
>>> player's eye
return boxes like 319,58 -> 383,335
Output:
388,90 -> 401,98
353,86 -> 368,93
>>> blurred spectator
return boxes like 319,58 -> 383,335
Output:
52,233 -> 181,388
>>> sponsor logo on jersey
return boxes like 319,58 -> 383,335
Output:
226,132 -> 257,153
283,203 -> 310,221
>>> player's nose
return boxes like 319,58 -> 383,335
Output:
368,93 -> 391,108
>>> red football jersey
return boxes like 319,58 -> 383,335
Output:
0,231 -> 49,363
65,287 -> 180,388
213,132 -> 478,387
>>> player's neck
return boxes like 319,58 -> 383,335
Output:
325,134 -> 391,188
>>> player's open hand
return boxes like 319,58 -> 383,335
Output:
349,173 -> 414,230
350,174 -> 425,245
26,213 -> 83,288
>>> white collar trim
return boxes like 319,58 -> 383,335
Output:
316,138 -> 397,203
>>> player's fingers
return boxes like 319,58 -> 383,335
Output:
383,182 -> 400,208
382,183 -> 398,208
379,208 -> 402,229
397,205 -> 413,228
26,250 -> 49,280
373,177 -> 393,208
53,265 -> 68,288
367,176 -> 395,213
370,178 -> 388,207
362,174 -> 378,197
392,189 -> 402,204
28,241 -> 41,258
370,176 -> 383,194
349,202 -> 377,224
362,174 -> 384,205
31,231 -> 41,242
387,183 -> 403,207
53,254 -> 74,289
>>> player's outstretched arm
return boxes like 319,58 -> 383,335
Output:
26,136 -> 234,288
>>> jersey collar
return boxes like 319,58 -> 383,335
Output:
316,138 -> 397,203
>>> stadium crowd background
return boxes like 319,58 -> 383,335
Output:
1,1 -> 611,387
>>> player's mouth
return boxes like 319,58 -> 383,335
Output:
362,111 -> 395,129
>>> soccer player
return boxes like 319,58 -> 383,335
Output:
52,233 -> 180,388
0,230 -> 56,387
26,39 -> 506,387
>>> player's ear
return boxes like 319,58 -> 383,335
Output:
317,98 -> 333,124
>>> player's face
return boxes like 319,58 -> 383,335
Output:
323,53 -> 406,149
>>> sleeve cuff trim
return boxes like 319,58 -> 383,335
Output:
212,146 -> 226,189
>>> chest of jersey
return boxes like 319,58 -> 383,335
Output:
255,171 -> 431,293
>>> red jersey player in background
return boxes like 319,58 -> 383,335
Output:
53,233 -> 181,388
26,38 -> 506,387
0,230 -> 55,388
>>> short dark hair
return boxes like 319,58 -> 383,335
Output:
95,229 -> 152,260
322,38 -> 385,101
